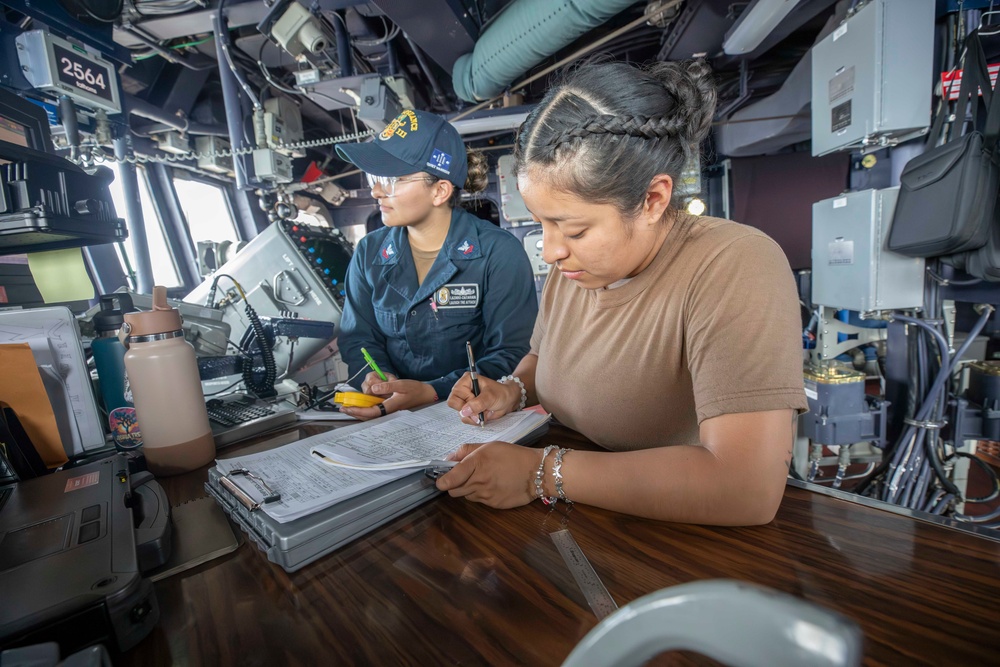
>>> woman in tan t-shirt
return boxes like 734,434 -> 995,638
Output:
441,60 -> 808,525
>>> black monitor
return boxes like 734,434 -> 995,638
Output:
0,88 -> 53,153
0,86 -> 126,256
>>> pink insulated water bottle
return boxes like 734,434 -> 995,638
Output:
121,286 -> 214,475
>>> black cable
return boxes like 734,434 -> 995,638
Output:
927,267 -> 982,286
946,451 -> 1000,503
242,303 -> 277,397
208,272 -> 243,309
299,386 -> 340,412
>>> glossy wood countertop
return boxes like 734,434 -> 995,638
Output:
121,422 -> 1000,666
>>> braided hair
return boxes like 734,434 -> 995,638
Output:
514,60 -> 716,218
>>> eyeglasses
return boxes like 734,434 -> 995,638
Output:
366,174 -> 435,197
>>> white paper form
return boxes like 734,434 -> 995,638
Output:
215,413 -> 413,523
309,401 -> 549,470
0,307 -> 105,454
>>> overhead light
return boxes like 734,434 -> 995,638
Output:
723,0 -> 803,56
449,112 -> 529,136
686,197 -> 706,216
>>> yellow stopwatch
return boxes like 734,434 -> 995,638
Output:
333,392 -> 385,408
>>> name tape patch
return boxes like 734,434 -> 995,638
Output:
435,283 -> 480,309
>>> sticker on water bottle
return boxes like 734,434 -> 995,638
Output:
109,407 -> 142,450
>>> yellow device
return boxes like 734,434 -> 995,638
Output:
333,392 -> 385,408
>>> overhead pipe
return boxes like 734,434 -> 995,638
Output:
113,135 -> 154,294
58,95 -> 80,162
405,33 -> 448,108
212,8 -> 253,190
332,11 -> 353,77
451,0 -> 641,103
122,25 -> 216,71
386,38 -> 400,76
125,94 -> 227,136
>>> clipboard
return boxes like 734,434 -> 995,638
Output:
206,465 -> 441,572
204,417 -> 550,572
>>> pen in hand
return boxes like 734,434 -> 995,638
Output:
361,347 -> 388,382
466,341 -> 485,428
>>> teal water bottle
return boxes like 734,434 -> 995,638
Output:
92,294 -> 141,448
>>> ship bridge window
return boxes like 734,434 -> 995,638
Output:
105,162 -> 181,288
173,177 -> 239,245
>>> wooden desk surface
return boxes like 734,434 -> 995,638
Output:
122,422 -> 1000,666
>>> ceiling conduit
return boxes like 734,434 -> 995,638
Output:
452,0 -> 641,103
714,53 -> 812,157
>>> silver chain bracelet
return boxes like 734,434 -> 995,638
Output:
534,445 -> 558,506
553,448 -> 573,503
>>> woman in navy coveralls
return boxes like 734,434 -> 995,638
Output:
335,109 -> 538,419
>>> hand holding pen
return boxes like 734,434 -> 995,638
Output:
466,341 -> 486,428
446,376 -> 519,426
361,347 -> 388,382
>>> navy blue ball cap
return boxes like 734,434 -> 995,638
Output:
336,109 -> 468,188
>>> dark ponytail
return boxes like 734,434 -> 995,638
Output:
434,147 -> 489,208
514,60 -> 717,216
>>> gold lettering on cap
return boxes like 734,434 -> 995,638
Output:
379,110 -> 419,141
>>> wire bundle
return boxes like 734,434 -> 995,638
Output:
856,306 -> 996,518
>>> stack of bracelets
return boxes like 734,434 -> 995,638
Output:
533,445 -> 574,505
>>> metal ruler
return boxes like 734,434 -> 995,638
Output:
550,529 -> 619,620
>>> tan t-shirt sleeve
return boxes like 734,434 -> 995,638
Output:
684,233 -> 808,422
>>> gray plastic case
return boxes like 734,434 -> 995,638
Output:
205,467 -> 441,572
0,456 -> 160,653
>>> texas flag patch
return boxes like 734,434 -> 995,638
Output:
381,242 -> 396,260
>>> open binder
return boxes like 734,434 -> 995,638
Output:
205,402 -> 549,572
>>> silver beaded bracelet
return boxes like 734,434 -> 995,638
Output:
534,445 -> 558,506
553,448 -> 573,503
498,375 -> 527,411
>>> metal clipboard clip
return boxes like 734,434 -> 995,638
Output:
219,467 -> 281,511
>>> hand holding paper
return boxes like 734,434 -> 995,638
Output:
309,403 -> 549,471
311,451 -> 457,471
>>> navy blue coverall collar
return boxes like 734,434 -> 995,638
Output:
371,207 -> 485,307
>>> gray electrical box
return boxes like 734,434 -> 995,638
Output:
357,77 -> 403,133
185,221 -> 353,379
811,0 -> 934,156
497,154 -> 532,224
195,136 -> 234,175
252,148 -> 293,183
812,187 -> 924,312
263,96 -> 303,151
522,228 -> 549,276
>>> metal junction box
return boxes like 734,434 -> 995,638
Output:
497,154 -> 532,224
811,0 -> 934,156
812,187 -> 924,312
185,220 -> 353,378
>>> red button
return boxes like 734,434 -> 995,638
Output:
300,236 -> 306,242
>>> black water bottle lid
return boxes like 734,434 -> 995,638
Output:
93,293 -> 134,332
